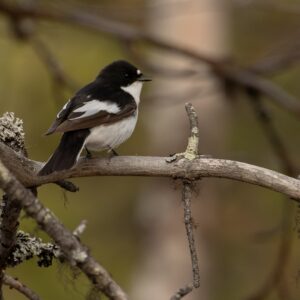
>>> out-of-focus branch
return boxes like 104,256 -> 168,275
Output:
30,37 -> 78,91
3,274 -> 40,300
245,93 -> 295,299
0,1 -> 299,117
246,91 -> 296,176
170,283 -> 193,300
0,159 -> 128,300
251,46 -> 300,75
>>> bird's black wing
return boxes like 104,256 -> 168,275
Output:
45,91 -> 137,134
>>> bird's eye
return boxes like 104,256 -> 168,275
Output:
125,73 -> 129,78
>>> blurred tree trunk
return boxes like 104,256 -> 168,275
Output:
131,0 -> 229,299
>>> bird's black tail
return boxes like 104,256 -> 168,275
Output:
39,129 -> 90,176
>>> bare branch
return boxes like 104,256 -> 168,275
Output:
182,182 -> 200,288
1,140 -> 300,201
178,103 -> 200,289
3,274 -> 40,300
0,160 -> 128,300
246,92 -> 296,176
0,1 -> 299,117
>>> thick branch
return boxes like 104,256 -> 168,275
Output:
170,283 -> 193,300
0,141 -> 300,201
0,160 -> 127,300
0,112 -> 27,298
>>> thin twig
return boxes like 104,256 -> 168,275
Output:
182,103 -> 200,288
3,274 -> 41,300
170,283 -> 194,300
182,181 -> 200,288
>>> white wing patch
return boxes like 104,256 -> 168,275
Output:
57,99 -> 71,118
69,100 -> 120,120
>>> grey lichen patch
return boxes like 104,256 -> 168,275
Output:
7,231 -> 60,267
72,249 -> 88,263
184,136 -> 198,160
0,160 -> 11,182
0,112 -> 26,154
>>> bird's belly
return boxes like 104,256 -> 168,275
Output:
85,115 -> 138,151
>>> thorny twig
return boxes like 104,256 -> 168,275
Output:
3,274 -> 40,300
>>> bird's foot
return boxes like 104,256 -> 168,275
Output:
108,147 -> 119,157
85,147 -> 92,159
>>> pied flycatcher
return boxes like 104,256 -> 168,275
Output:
39,60 -> 150,175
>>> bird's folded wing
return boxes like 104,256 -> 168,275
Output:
47,101 -> 137,133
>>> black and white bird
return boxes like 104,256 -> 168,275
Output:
39,60 -> 150,175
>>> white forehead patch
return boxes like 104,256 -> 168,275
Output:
137,69 -> 141,75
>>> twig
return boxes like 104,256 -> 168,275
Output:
184,103 -> 199,160
181,103 -> 200,289
55,179 -> 79,192
0,159 -> 127,300
170,283 -> 193,300
3,274 -> 40,300
182,181 -> 200,288
73,220 -> 87,238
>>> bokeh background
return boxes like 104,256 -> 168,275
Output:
0,0 -> 300,299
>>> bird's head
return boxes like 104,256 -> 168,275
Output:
97,60 -> 151,87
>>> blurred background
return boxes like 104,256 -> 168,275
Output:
0,0 -> 300,299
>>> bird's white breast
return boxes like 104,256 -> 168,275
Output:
85,113 -> 138,151
121,81 -> 143,105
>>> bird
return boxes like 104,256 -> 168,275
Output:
39,60 -> 151,175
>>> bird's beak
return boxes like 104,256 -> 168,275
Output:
138,74 -> 152,82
